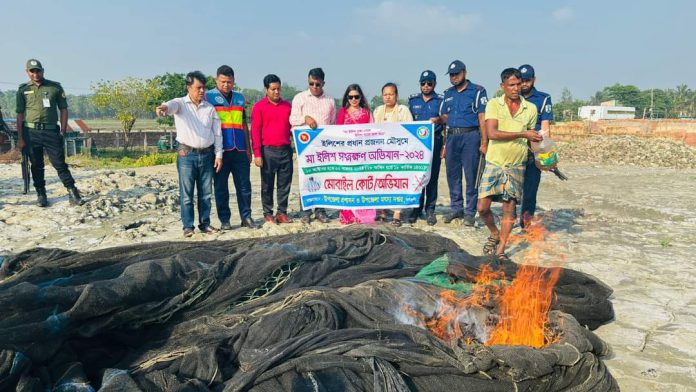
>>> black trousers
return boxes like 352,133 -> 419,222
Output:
27,128 -> 75,190
260,146 -> 293,216
411,132 -> 444,216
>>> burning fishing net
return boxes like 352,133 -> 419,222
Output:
0,228 -> 617,391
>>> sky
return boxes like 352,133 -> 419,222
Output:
1,0 -> 695,102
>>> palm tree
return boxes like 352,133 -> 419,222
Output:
674,84 -> 691,118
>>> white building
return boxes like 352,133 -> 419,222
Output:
578,106 -> 636,121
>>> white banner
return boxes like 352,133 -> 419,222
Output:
293,121 -> 434,210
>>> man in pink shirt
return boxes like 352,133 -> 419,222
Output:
290,67 -> 336,224
251,74 -> 294,224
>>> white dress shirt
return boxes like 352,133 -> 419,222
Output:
164,95 -> 222,158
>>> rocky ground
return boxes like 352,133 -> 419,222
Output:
1,136 -> 695,391
559,135 -> 696,169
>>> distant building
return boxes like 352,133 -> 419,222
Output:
578,105 -> 635,121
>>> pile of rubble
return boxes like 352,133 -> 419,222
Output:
74,170 -> 179,234
558,135 -> 696,169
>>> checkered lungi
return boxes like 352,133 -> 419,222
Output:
477,162 -> 526,202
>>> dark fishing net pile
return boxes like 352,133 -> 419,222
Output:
0,228 -> 617,391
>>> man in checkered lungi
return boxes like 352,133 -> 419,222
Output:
477,68 -> 542,261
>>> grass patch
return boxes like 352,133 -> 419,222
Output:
659,238 -> 672,247
88,119 -> 161,131
67,148 -> 176,169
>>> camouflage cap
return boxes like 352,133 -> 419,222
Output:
26,59 -> 43,71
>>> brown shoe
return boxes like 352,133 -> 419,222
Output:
264,215 -> 277,224
199,225 -> 220,234
275,213 -> 293,224
315,211 -> 330,223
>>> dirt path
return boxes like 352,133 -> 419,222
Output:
1,162 -> 694,391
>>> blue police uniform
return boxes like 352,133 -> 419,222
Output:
520,86 -> 553,227
408,91 -> 444,218
440,80 -> 488,217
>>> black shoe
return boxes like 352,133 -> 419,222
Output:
443,211 -> 464,224
241,217 -> 260,229
67,187 -> 84,206
220,222 -> 234,231
315,212 -> 330,223
463,215 -> 476,227
300,215 -> 311,224
36,188 -> 48,208
407,211 -> 419,224
426,212 -> 437,226
183,228 -> 195,237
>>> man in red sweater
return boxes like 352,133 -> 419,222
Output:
251,74 -> 294,224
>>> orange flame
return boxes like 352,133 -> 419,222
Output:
404,218 -> 564,348
485,264 -> 561,348
403,265 -> 506,341
485,219 -> 562,348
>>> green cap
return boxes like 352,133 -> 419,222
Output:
26,59 -> 43,71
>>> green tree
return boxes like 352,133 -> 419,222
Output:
280,84 -> 302,102
92,78 -> 161,150
553,88 -> 586,122
601,84 -> 647,111
0,90 -> 17,116
646,88 -> 671,119
68,94 -> 107,119
153,73 -> 186,127
674,84 -> 692,118
370,95 -> 382,110
560,87 -> 573,104
240,87 -> 264,104
589,91 -> 606,105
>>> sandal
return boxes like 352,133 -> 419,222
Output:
391,218 -> 402,227
482,236 -> 500,255
495,253 -> 512,263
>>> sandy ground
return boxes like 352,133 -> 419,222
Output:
1,161 -> 695,391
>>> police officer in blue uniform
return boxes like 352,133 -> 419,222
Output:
407,70 -> 444,225
518,64 -> 553,228
439,60 -> 488,226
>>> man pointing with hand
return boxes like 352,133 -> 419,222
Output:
156,71 -> 223,237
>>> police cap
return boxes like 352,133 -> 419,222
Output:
26,59 -> 43,71
419,70 -> 436,82
518,64 -> 535,80
445,60 -> 466,75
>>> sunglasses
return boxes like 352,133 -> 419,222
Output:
347,95 -> 361,100
420,81 -> 434,87
309,82 -> 323,87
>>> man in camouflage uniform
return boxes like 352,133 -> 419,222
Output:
16,59 -> 84,207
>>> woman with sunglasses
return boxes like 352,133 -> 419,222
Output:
373,83 -> 413,227
336,84 -> 373,125
336,84 -> 375,224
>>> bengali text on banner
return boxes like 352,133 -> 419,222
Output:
293,121 -> 434,210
